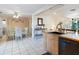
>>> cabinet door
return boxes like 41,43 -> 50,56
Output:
47,34 -> 54,54
47,34 -> 58,54
53,40 -> 59,55
52,35 -> 59,55
59,37 -> 79,55
47,34 -> 59,55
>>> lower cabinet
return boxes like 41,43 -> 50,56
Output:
59,37 -> 79,55
46,34 -> 59,55
46,33 -> 79,55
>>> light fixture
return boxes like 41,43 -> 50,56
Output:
13,11 -> 20,18
13,14 -> 20,18
2,20 -> 6,25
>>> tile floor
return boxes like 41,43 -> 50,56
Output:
0,37 -> 47,55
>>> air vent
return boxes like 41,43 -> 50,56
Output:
70,8 -> 76,11
0,12 -> 2,14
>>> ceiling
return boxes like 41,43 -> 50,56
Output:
0,4 -> 79,18
0,4 -> 50,16
64,4 -> 79,18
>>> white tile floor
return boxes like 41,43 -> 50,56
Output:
0,37 -> 47,55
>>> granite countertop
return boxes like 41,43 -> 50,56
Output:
60,33 -> 79,42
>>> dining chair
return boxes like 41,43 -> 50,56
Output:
15,27 -> 22,40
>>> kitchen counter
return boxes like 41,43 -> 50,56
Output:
45,31 -> 63,55
47,31 -> 79,42
45,31 -> 79,55
59,33 -> 79,55
60,33 -> 79,42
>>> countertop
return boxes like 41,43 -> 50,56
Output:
60,33 -> 79,42
47,31 -> 79,42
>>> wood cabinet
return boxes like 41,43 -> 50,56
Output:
59,37 -> 79,55
46,33 -> 59,55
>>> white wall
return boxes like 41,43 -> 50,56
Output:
32,7 -> 64,30
32,5 -> 72,39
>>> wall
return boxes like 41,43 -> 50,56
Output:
32,6 -> 72,31
32,6 -> 72,38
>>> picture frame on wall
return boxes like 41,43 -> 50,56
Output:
37,18 -> 43,26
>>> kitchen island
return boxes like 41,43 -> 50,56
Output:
46,31 -> 64,55
46,32 -> 79,55
60,33 -> 79,42
59,33 -> 79,55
